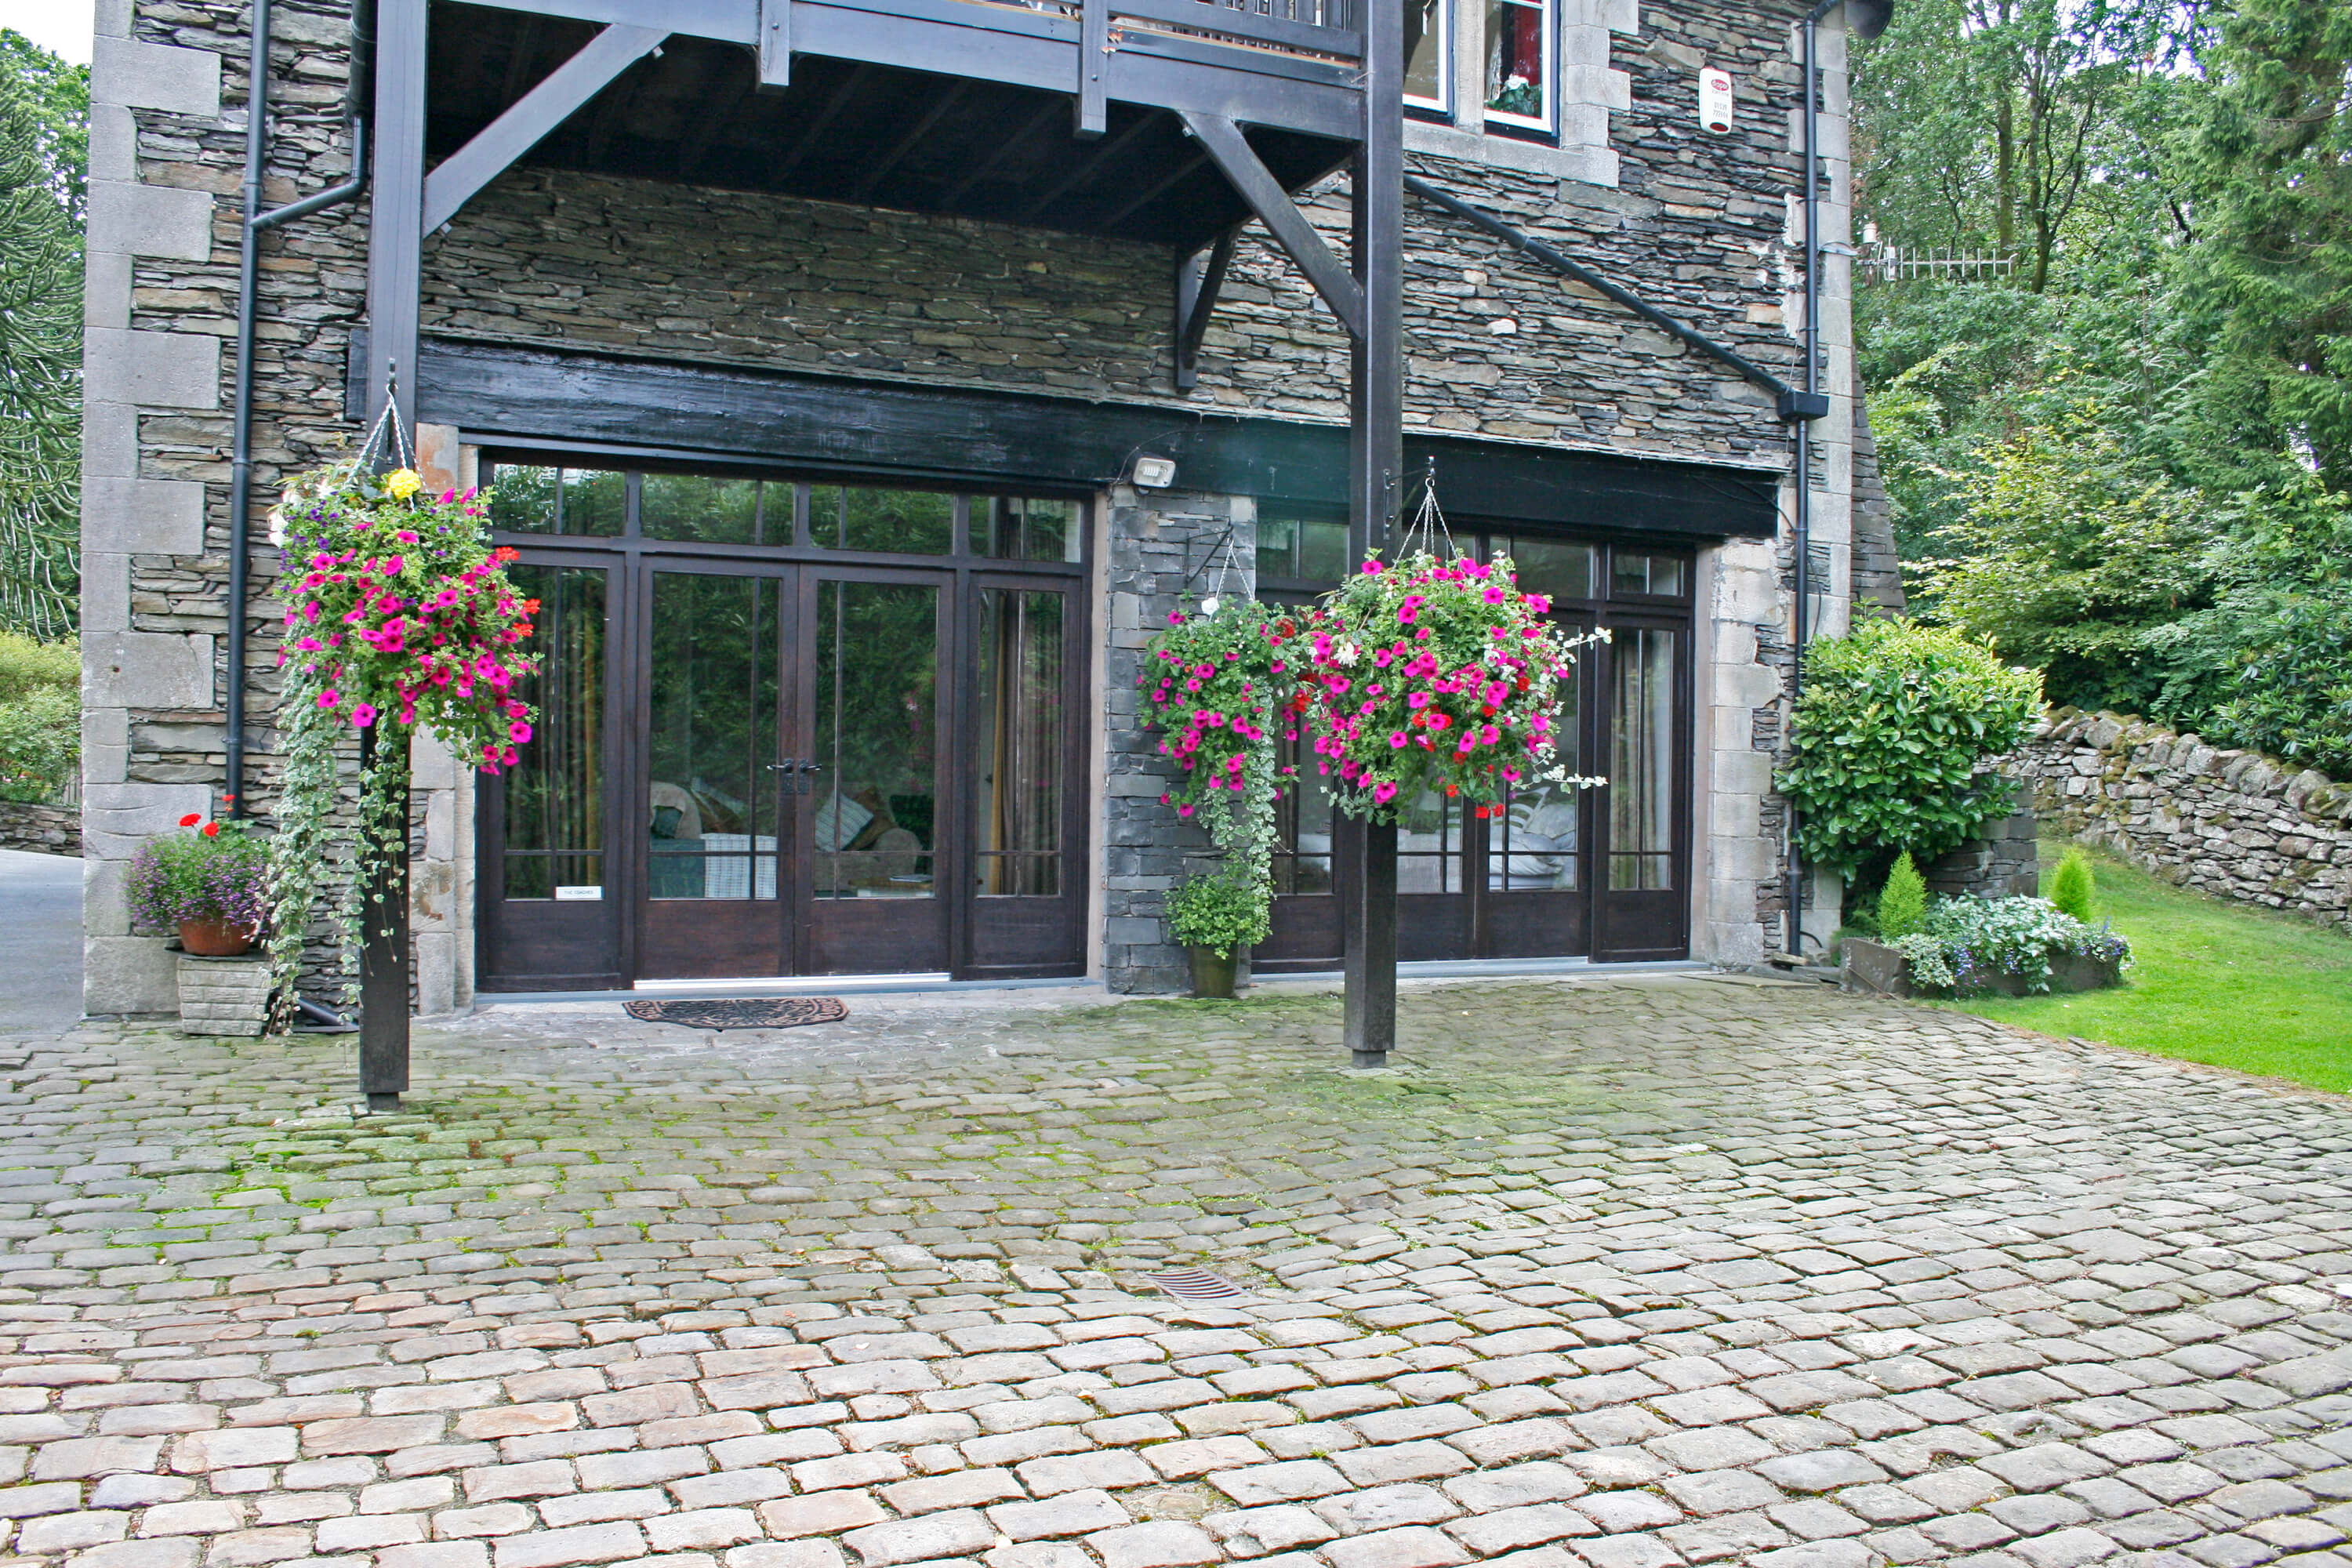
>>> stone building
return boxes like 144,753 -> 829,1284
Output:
80,0 -> 1897,1013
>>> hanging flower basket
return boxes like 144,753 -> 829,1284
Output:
261,450 -> 541,1022
1298,550 -> 1599,822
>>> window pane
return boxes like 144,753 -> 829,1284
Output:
816,582 -> 940,899
1612,550 -> 1688,597
1493,644 -> 1581,891
1273,725 -> 1334,895
503,565 -> 605,899
975,589 -> 1065,897
641,474 -> 760,544
1254,517 -> 1298,580
488,464 -> 559,534
1609,628 -> 1675,891
978,496 -> 1080,561
1484,0 -> 1548,125
557,468 -> 626,537
837,487 -> 953,554
1396,787 -> 1461,894
1405,0 -> 1446,107
1503,536 -> 1595,602
1297,518 -> 1351,581
648,574 -> 779,900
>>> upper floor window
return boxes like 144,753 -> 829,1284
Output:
1403,0 -> 1556,141
1483,0 -> 1553,135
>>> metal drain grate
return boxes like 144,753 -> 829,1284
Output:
1147,1267 -> 1248,1302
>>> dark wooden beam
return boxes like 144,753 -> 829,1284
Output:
1174,225 -> 1237,392
771,61 -> 869,183
1343,0 -> 1403,1067
358,728 -> 412,1110
363,334 -> 1783,535
849,79 -> 969,203
423,24 -> 669,234
1179,110 -> 1363,339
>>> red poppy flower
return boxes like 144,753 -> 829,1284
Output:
179,813 -> 201,827
201,822 -> 220,838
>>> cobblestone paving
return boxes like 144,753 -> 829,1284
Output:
5,975 -> 2352,1568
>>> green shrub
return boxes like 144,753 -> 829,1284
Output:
1165,872 -> 1270,960
2049,847 -> 2096,924
1876,851 -> 1928,942
0,633 -> 77,803
1775,619 -> 2043,878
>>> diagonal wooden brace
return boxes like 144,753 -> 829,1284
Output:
1178,110 -> 1365,340
422,24 -> 670,234
1174,226 -> 1239,392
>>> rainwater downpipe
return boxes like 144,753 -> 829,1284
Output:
227,0 -> 375,819
1786,0 -> 1893,956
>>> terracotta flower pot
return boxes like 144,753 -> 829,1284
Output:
179,918 -> 256,958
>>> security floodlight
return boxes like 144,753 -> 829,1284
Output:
1131,455 -> 1178,489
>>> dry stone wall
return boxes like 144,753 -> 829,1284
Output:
0,802 -> 82,857
2021,708 -> 2352,930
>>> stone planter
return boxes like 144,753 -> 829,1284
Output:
176,952 -> 274,1037
1842,937 -> 2124,1000
1840,938 -> 1911,999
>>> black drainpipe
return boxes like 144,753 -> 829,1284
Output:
227,0 -> 376,818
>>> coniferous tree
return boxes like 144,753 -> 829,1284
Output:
0,35 -> 84,639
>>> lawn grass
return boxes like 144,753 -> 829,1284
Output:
1944,839 -> 2352,1093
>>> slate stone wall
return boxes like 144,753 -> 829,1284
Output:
0,802 -> 82,857
1098,490 -> 1256,993
2021,708 -> 2352,930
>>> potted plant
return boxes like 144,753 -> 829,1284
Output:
128,814 -> 268,956
1166,869 -> 1269,999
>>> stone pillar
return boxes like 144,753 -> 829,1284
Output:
1098,486 -> 1255,992
81,13 -> 227,1015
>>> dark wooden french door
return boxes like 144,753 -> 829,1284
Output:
478,506 -> 1087,989
1254,528 -> 1694,970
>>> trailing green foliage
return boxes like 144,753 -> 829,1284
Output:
1877,851 -> 1929,943
0,630 -> 75,802
1165,870 -> 1270,960
0,35 -> 82,639
2048,846 -> 2096,924
1775,619 -> 2042,878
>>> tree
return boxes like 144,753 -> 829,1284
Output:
2180,0 -> 2352,489
1921,403 -> 2212,713
0,34 -> 83,639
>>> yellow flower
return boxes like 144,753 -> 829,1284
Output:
386,468 -> 423,499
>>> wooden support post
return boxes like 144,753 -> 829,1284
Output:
358,727 -> 412,1111
1343,0 -> 1403,1069
366,0 -> 426,438
361,0 -> 423,1109
757,0 -> 791,89
1077,0 -> 1107,135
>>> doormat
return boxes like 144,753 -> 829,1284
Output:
623,997 -> 849,1030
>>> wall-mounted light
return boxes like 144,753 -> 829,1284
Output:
1699,67 -> 1733,133
1131,455 -> 1178,489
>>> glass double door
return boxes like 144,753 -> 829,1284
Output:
1255,611 -> 1691,969
480,552 -> 1083,988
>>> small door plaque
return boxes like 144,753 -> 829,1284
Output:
554,885 -> 604,902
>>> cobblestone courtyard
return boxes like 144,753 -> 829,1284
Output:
5,976 -> 2351,1568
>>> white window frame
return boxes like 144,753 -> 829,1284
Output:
1403,0 -> 1454,118
1479,0 -> 1555,138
